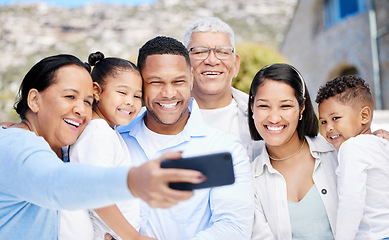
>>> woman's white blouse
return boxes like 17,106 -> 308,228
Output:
251,135 -> 338,240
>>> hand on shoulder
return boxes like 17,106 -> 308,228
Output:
373,129 -> 389,141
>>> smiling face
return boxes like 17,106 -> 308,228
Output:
319,97 -> 368,149
141,54 -> 193,135
93,70 -> 142,128
251,79 -> 302,148
33,65 -> 93,151
187,31 -> 240,107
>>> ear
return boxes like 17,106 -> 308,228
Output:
300,98 -> 306,116
189,67 -> 194,91
360,106 -> 371,125
232,53 -> 241,78
93,82 -> 102,102
27,89 -> 40,113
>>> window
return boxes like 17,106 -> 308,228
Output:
324,0 -> 366,28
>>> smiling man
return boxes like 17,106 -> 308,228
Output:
118,36 -> 254,240
184,17 -> 263,162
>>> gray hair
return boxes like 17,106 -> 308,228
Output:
183,17 -> 235,48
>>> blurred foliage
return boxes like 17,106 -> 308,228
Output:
233,42 -> 287,94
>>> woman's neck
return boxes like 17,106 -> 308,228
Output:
19,117 -> 63,159
266,133 -> 305,162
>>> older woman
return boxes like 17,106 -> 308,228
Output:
0,54 -> 204,239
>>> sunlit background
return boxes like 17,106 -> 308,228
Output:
0,0 -> 158,7
0,0 -> 388,130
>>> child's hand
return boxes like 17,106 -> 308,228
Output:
0,122 -> 15,127
373,129 -> 389,141
105,233 -> 115,240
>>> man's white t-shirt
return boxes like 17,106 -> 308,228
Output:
200,99 -> 239,137
142,120 -> 175,157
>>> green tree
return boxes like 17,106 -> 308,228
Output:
233,42 -> 287,93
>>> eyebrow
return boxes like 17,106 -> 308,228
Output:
144,76 -> 162,81
255,99 -> 294,103
319,112 -> 338,119
64,88 -> 79,93
145,75 -> 188,81
64,88 -> 94,100
116,84 -> 138,89
173,75 -> 188,80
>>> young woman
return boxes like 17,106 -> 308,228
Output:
249,64 -> 338,239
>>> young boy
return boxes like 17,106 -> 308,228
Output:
316,75 -> 389,240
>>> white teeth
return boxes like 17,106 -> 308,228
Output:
266,125 -> 284,131
202,72 -> 221,75
64,118 -> 80,127
119,109 -> 131,115
160,102 -> 177,109
330,135 -> 340,139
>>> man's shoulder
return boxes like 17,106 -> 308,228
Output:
231,87 -> 248,100
231,87 -> 249,113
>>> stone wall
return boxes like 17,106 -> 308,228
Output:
281,0 -> 389,110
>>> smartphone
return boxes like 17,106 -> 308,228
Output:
160,152 -> 235,190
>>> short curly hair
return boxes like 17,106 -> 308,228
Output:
137,36 -> 191,71
315,75 -> 373,109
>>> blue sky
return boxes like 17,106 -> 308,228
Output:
0,0 -> 157,7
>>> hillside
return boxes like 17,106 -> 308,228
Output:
0,0 -> 297,121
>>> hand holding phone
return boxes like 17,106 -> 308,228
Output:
160,152 -> 235,190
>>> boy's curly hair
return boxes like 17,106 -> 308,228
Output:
315,75 -> 374,109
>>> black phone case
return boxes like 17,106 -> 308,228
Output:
160,152 -> 235,190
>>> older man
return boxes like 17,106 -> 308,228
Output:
184,17 -> 264,162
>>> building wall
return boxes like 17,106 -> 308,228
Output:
280,0 -> 389,110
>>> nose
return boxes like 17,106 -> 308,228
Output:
268,108 -> 282,123
126,96 -> 134,106
161,83 -> 176,98
324,122 -> 334,133
73,100 -> 88,118
203,49 -> 219,65
320,122 -> 333,136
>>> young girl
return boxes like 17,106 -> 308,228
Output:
249,64 -> 338,239
60,52 -> 153,240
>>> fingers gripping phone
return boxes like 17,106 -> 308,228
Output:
160,152 -> 235,190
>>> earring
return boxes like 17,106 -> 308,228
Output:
299,114 -> 303,120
